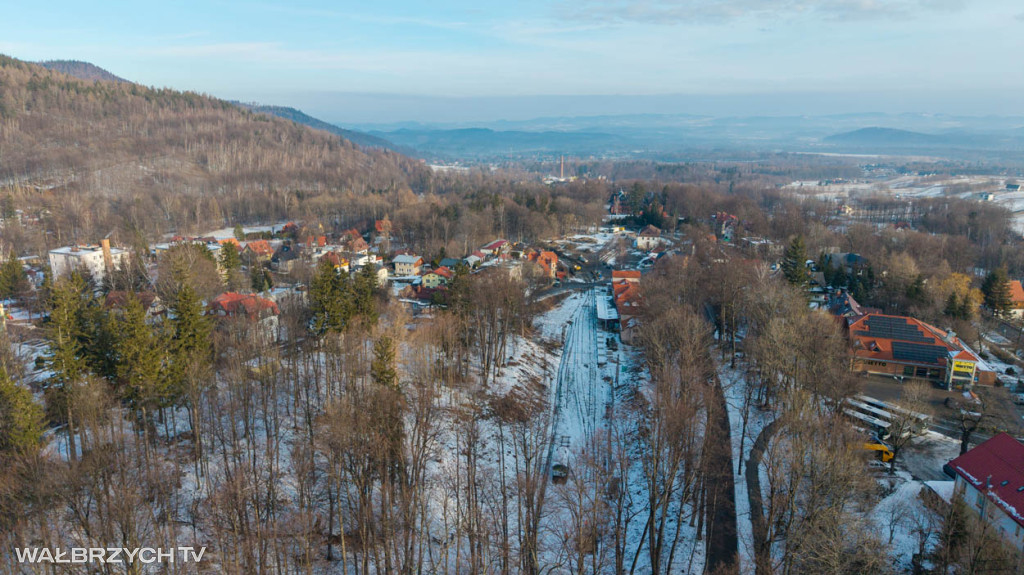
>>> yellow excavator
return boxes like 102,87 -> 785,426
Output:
863,441 -> 894,463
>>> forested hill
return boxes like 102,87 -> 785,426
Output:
0,55 -> 429,239
234,102 -> 403,152
37,60 -> 128,83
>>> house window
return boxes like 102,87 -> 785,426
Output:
903,366 -> 914,376
976,491 -> 984,509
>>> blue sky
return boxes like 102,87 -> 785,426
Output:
2,0 -> 1023,123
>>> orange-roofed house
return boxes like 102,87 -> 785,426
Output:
209,292 -> 281,339
527,250 -> 559,279
847,313 -> 996,388
612,270 -> 642,283
244,240 -> 274,261
1009,280 -> 1024,318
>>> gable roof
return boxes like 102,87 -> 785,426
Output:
638,225 -> 661,238
950,433 -> 1024,528
244,240 -> 274,257
482,239 -> 509,251
1010,280 -> 1024,306
847,313 -> 984,369
612,270 -> 642,282
393,254 -> 423,266
209,292 -> 280,318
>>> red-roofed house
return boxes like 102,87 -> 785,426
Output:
480,239 -> 510,256
1009,280 -> 1024,318
847,313 -> 996,388
950,433 -> 1024,550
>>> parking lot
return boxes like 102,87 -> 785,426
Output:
861,376 -> 1024,441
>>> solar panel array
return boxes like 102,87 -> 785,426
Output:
855,316 -> 935,344
892,341 -> 948,364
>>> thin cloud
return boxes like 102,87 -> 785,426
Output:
1016,11 -> 1024,20
562,0 -> 965,24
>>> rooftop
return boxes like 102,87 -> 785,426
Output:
950,433 -> 1024,528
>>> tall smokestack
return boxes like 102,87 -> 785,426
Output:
560,156 -> 564,179
100,238 -> 113,273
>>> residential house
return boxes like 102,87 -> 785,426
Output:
104,291 -> 164,319
319,251 -> 350,274
712,213 -> 739,242
271,243 -> 301,273
347,235 -> 370,255
846,313 -> 996,388
243,240 -> 275,262
611,270 -> 641,283
636,225 -> 663,251
438,257 -> 461,269
465,250 -> 486,268
1009,280 -> 1024,318
949,433 -> 1024,552
1007,183 -> 1022,192
526,250 -> 559,279
421,266 -> 453,289
208,292 -> 280,339
393,254 -> 424,277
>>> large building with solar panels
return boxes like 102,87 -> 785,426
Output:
847,313 -> 996,389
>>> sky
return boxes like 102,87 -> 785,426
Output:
2,0 -> 1023,124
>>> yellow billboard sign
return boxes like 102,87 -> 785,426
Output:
952,360 -> 975,372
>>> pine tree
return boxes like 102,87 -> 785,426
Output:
44,274 -> 91,460
371,335 -> 398,389
220,242 -> 242,273
309,260 -> 353,333
353,264 -> 379,323
782,235 -> 810,287
0,368 -> 45,455
114,295 -> 167,415
250,263 -> 268,292
234,224 -> 246,242
166,283 -> 212,406
0,255 -> 28,300
46,275 -> 89,387
944,292 -> 960,318
981,268 -> 1013,317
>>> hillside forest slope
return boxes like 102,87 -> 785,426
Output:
0,55 -> 429,243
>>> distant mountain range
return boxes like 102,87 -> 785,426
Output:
23,58 -> 1024,163
231,103 -> 400,152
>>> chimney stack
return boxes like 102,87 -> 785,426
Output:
100,238 -> 113,272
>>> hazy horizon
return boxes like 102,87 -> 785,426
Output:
3,0 -> 1023,124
